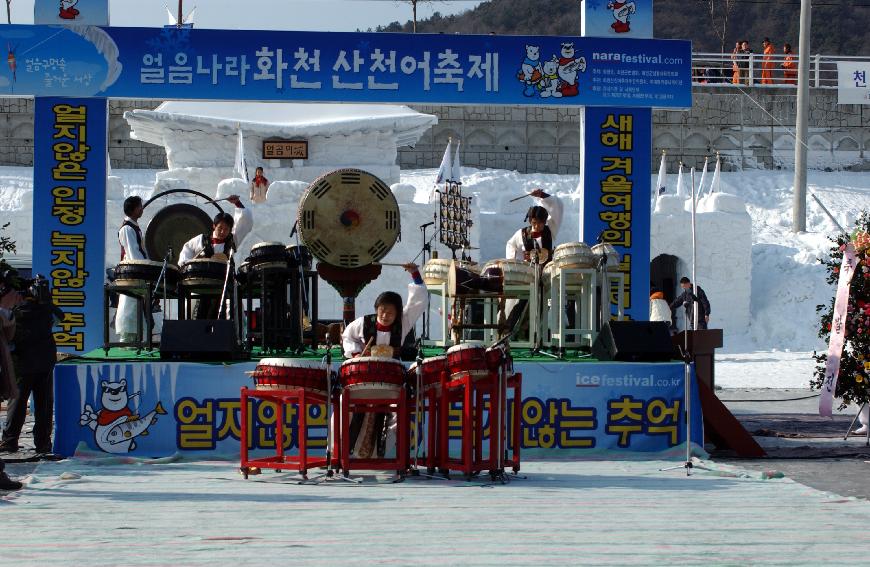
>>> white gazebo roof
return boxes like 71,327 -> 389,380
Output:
125,101 -> 437,147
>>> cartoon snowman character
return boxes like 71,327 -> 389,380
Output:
517,44 -> 543,97
607,1 -> 637,33
557,43 -> 586,97
59,0 -> 80,20
80,379 -> 166,454
539,56 -> 562,98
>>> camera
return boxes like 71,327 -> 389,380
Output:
1,269 -> 51,304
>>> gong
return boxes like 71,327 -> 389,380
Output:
298,168 -> 400,268
145,203 -> 214,265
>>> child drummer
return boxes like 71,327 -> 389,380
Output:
341,262 -> 426,359
341,262 -> 426,459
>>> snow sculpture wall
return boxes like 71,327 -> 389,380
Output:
651,192 -> 752,340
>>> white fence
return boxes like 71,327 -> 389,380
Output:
691,52 -> 870,88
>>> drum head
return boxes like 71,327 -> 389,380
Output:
145,203 -> 213,266
298,168 -> 400,268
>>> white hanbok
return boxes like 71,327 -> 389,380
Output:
178,206 -> 253,266
342,281 -> 427,358
503,194 -> 563,319
115,218 -> 147,341
505,194 -> 564,262
340,278 -> 427,458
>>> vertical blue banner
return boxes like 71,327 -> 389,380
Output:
582,0 -> 658,320
34,0 -> 110,25
33,97 -> 108,353
582,107 -> 652,320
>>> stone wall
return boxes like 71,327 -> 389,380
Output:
1,88 -> 868,172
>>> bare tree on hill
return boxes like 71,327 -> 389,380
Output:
6,0 -> 12,25
701,0 -> 737,53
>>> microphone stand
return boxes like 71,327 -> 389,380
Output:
529,248 -> 558,360
420,218 -> 434,341
302,340 -> 361,484
405,338 -> 444,481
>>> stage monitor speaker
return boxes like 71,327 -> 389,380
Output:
592,321 -> 676,362
160,320 -> 247,361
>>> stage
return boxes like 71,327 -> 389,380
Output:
53,348 -> 703,459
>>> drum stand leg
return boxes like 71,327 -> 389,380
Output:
406,342 -> 447,481
301,342 -> 361,485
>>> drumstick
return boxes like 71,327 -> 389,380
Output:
509,193 -> 534,203
362,336 -> 376,356
372,262 -> 410,267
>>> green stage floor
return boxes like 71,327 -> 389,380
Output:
63,346 -> 602,365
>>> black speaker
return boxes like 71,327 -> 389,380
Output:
592,321 -> 676,362
160,320 -> 247,361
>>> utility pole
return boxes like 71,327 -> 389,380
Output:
412,0 -> 417,33
792,0 -> 811,233
177,0 -> 183,29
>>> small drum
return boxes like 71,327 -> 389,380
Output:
370,344 -> 393,358
339,357 -> 406,399
286,245 -> 313,271
447,342 -> 489,376
591,243 -> 621,268
408,355 -> 448,392
251,358 -> 327,393
447,262 -> 501,296
180,258 -> 228,288
553,242 -> 596,269
485,343 -> 512,372
247,241 -> 288,270
113,259 -> 181,291
423,258 -> 478,287
482,259 -> 535,286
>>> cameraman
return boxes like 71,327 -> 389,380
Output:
0,270 -> 22,489
0,274 -> 63,458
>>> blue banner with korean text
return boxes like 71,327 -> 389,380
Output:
32,97 -> 108,354
582,106 -> 652,320
53,360 -> 702,458
0,25 -> 691,108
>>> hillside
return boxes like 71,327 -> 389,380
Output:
375,0 -> 870,55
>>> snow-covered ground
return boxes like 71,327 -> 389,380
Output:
2,166 -> 869,390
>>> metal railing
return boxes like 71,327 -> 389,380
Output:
691,52 -> 870,88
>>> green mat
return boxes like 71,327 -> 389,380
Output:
62,346 -> 602,365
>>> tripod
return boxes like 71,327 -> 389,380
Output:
843,402 -> 870,446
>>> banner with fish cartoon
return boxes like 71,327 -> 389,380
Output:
0,24 -> 691,108
53,360 -> 702,458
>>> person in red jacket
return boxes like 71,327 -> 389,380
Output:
249,167 -> 270,204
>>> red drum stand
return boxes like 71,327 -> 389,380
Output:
440,368 -> 523,479
239,387 -> 331,479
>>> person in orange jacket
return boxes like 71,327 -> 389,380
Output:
781,43 -> 797,85
760,38 -> 775,84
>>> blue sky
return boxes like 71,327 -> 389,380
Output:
13,1 -> 485,31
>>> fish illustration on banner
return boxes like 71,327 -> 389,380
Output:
608,1 -> 637,33
79,379 -> 167,453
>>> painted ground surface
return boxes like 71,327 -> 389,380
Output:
3,458 -> 869,565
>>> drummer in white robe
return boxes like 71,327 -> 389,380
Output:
116,196 -> 149,343
341,262 -> 426,458
178,195 -> 253,319
503,189 -> 564,334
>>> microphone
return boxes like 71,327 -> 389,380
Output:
420,221 -> 435,229
289,220 -> 298,238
